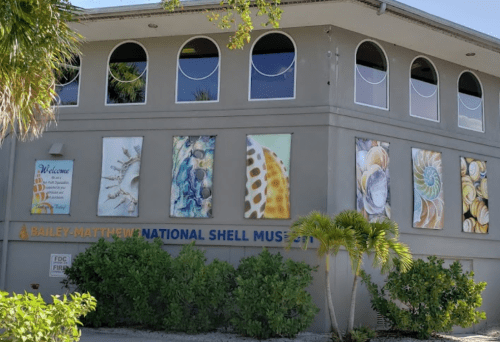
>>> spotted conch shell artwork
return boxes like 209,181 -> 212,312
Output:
461,157 -> 488,234
356,138 -> 390,222
31,170 -> 54,214
98,137 -> 143,217
170,136 -> 215,218
412,148 -> 444,229
245,134 -> 291,219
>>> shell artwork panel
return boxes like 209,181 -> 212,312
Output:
355,138 -> 390,222
412,148 -> 444,229
245,134 -> 291,219
98,137 -> 143,217
461,157 -> 488,234
170,136 -> 215,218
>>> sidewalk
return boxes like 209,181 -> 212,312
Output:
79,328 -> 500,342
79,328 -> 331,342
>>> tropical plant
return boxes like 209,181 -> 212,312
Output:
0,291 -> 96,342
361,256 -> 486,339
231,248 -> 318,339
333,210 -> 412,336
162,0 -> 283,50
0,0 -> 82,144
287,211 -> 356,341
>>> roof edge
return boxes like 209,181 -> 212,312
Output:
75,0 -> 500,53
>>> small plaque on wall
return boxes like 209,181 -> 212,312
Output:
49,254 -> 72,277
31,160 -> 74,215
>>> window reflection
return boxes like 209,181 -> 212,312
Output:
250,33 -> 295,100
410,57 -> 438,121
355,41 -> 387,109
458,72 -> 483,132
177,38 -> 219,102
55,55 -> 80,106
107,42 -> 147,104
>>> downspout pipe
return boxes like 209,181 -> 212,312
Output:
1,135 -> 17,290
377,1 -> 387,15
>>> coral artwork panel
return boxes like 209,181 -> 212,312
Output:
461,157 -> 488,233
245,134 -> 291,219
170,136 -> 215,218
98,137 -> 143,217
412,148 -> 444,229
355,138 -> 390,222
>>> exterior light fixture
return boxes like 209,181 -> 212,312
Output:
49,143 -> 64,156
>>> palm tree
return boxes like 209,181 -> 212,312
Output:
0,0 -> 82,144
333,210 -> 412,336
287,211 -> 356,341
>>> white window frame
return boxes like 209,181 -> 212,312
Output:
457,70 -> 484,133
105,40 -> 149,106
55,55 -> 82,108
409,56 -> 440,122
248,30 -> 297,101
175,36 -> 221,104
354,39 -> 389,111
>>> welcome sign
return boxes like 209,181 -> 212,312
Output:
31,160 -> 74,215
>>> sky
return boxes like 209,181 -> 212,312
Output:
71,0 -> 500,39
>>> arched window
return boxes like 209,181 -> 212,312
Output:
355,40 -> 388,109
250,32 -> 296,100
410,57 -> 438,121
106,41 -> 148,105
177,37 -> 220,102
55,55 -> 80,106
458,71 -> 483,132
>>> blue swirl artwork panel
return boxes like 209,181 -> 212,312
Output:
355,138 -> 390,222
412,148 -> 444,229
170,136 -> 215,218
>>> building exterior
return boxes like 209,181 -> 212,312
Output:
1,0 -> 500,333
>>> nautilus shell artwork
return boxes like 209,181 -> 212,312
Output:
412,149 -> 444,229
356,138 -> 390,222
171,136 -> 215,218
461,157 -> 488,234
245,134 -> 291,219
98,137 -> 143,217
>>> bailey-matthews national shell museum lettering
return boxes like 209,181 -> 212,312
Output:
1,0 -> 500,333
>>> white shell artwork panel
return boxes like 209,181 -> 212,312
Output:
355,138 -> 390,222
98,137 -> 143,217
245,134 -> 291,219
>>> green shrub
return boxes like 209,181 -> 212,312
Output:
231,248 -> 319,339
63,231 -> 172,328
162,243 -> 235,333
0,291 -> 96,342
361,256 -> 487,339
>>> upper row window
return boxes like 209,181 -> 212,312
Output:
250,32 -> 296,100
54,35 -> 485,133
106,41 -> 148,105
55,55 -> 81,106
355,40 -> 388,109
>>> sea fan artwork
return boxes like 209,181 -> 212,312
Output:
170,136 -> 215,218
98,137 -> 143,217
355,138 -> 390,222
461,157 -> 488,233
412,148 -> 444,229
245,134 -> 291,219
